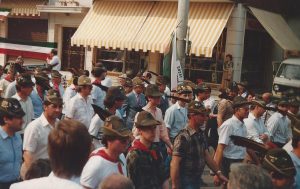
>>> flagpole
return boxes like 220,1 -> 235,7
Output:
176,0 -> 190,79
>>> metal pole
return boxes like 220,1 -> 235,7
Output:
176,0 -> 190,78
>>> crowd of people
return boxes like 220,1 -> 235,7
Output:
0,55 -> 300,189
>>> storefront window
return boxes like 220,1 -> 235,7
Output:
96,48 -> 144,78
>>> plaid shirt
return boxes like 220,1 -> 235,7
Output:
173,125 -> 208,180
126,144 -> 168,189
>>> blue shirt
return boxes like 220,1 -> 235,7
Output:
164,102 -> 188,138
30,88 -> 45,119
289,151 -> 300,189
0,127 -> 22,182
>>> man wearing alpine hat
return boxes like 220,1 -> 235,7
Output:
171,101 -> 227,189
127,111 -> 169,189
214,96 -> 259,185
0,98 -> 25,189
22,89 -> 63,179
81,115 -> 131,189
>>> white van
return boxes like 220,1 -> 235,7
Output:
272,58 -> 300,98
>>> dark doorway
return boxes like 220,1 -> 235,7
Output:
62,27 -> 85,70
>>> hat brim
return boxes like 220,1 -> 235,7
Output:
0,108 -> 25,118
102,126 -> 131,138
135,119 -> 161,128
147,92 -> 163,97
188,109 -> 210,115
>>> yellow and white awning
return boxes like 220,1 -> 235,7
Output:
0,0 -> 43,16
71,1 -> 155,50
72,1 -> 234,57
249,7 -> 300,51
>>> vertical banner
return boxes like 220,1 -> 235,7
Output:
171,32 -> 184,90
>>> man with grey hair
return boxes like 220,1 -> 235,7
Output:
227,163 -> 273,189
99,174 -> 134,189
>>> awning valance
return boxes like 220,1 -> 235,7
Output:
249,7 -> 300,51
0,0 -> 43,16
72,1 -> 234,57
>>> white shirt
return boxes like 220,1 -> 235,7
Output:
10,173 -> 83,189
218,115 -> 247,159
23,113 -> 56,160
0,78 -> 11,97
4,80 -> 16,98
244,112 -> 270,144
267,112 -> 290,144
101,77 -> 112,88
65,93 -> 94,128
12,93 -> 34,132
62,84 -> 77,114
49,55 -> 61,71
80,148 -> 127,189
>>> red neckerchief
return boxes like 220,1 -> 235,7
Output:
90,149 -> 124,175
92,80 -> 101,85
129,139 -> 158,160
4,75 -> 13,82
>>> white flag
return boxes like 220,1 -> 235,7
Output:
171,32 -> 184,90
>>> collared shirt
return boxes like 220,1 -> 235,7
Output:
63,84 -> 77,114
12,93 -> 34,132
267,112 -> 290,144
0,78 -> 11,97
65,93 -> 94,128
289,151 -> 300,189
0,127 -> 22,182
10,173 -> 83,189
30,88 -> 45,119
173,125 -> 208,180
218,115 -> 247,159
262,102 -> 276,124
49,55 -> 61,71
23,113 -> 56,160
164,102 -> 188,139
91,83 -> 106,108
244,112 -> 270,144
132,104 -> 170,143
4,80 -> 16,98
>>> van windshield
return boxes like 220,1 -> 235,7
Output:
277,64 -> 300,80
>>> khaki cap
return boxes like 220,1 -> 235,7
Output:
251,99 -> 267,109
77,75 -> 92,86
145,84 -> 162,97
176,84 -> 193,94
187,101 -> 210,115
102,116 -> 131,137
135,111 -> 161,128
262,148 -> 296,177
44,89 -> 63,105
132,77 -> 144,87
232,96 -> 251,108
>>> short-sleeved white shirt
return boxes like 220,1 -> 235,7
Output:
91,85 -> 106,108
62,84 -> 77,114
244,112 -> 270,143
4,80 -> 16,98
10,173 -> 83,189
12,93 -> 34,132
49,55 -> 61,71
80,148 -> 127,189
218,115 -> 247,159
65,93 -> 94,128
23,113 -> 56,159
0,78 -> 11,97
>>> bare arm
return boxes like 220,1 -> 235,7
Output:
23,151 -> 34,171
170,156 -> 182,189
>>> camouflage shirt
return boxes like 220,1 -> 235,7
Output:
173,125 -> 208,180
126,141 -> 168,189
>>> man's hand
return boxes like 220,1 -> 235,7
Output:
259,134 -> 268,142
217,172 -> 228,185
213,175 -> 221,186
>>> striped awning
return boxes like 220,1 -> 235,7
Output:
72,1 -> 234,57
249,7 -> 300,51
0,0 -> 43,17
71,1 -> 155,49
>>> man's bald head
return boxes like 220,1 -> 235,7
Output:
262,93 -> 272,104
99,174 -> 134,189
